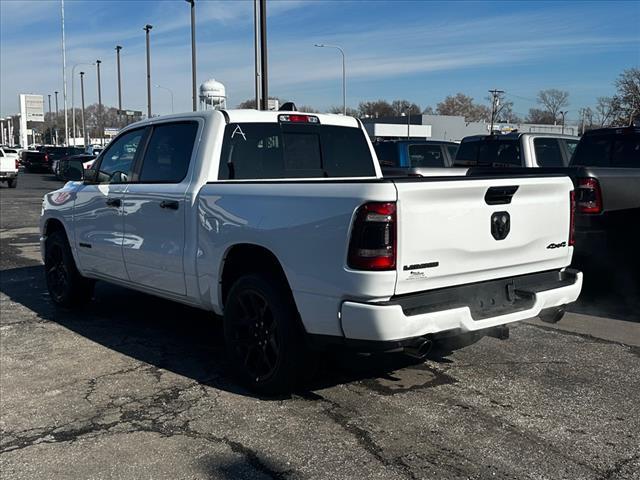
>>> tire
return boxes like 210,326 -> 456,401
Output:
223,273 -> 306,395
7,178 -> 16,188
44,230 -> 94,307
538,306 -> 565,324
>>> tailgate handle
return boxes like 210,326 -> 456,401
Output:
485,186 -> 519,205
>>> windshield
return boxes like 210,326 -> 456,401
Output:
219,123 -> 376,179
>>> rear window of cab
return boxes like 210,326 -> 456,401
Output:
218,123 -> 376,179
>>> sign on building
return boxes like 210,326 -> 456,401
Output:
18,94 -> 45,147
19,94 -> 44,122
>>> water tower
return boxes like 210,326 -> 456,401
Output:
199,78 -> 227,110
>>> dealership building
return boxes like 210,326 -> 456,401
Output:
362,114 -> 578,142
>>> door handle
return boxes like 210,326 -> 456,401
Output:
105,198 -> 121,208
159,200 -> 179,210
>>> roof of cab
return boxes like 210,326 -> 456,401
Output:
123,109 -> 360,130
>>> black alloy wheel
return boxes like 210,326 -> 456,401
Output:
224,274 -> 305,394
44,230 -> 94,307
45,242 -> 69,303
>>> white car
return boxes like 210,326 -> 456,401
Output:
40,109 -> 583,393
0,147 -> 19,188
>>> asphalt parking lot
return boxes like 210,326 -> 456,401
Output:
1,172 -> 639,479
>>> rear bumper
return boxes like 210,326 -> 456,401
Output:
0,171 -> 18,180
340,269 -> 582,342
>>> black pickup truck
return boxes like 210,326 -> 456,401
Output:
22,146 -> 84,173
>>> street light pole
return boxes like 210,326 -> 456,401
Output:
154,84 -> 174,114
314,44 -> 346,115
80,71 -> 87,146
560,110 -> 568,134
72,62 -> 94,147
96,60 -> 103,146
115,46 -> 123,112
144,24 -> 153,118
259,0 -> 268,111
253,0 -> 261,109
54,91 -> 59,145
47,94 -> 52,144
61,0 -> 69,146
185,0 -> 197,111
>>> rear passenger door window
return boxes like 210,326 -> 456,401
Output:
408,144 -> 445,167
138,122 -> 199,183
534,138 -> 564,166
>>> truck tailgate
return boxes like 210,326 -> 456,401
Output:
393,176 -> 574,295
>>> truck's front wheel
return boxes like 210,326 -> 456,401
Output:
44,230 -> 94,307
224,274 -> 305,395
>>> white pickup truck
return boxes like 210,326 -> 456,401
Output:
41,109 -> 582,393
0,147 -> 19,188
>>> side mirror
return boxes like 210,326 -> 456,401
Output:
83,168 -> 98,183
60,159 -> 84,181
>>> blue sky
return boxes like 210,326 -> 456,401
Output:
1,0 -> 639,122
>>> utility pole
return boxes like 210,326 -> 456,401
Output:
259,0 -> 268,110
488,89 -> 504,135
47,94 -> 52,144
115,46 -> 123,112
253,0 -> 261,109
80,71 -> 87,146
54,91 -> 59,145
96,60 -> 103,146
186,0 -> 197,111
144,24 -> 153,118
61,0 -> 69,146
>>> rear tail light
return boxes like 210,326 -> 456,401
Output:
348,202 -> 396,271
576,177 -> 602,214
15,159 -> 19,169
44,153 -> 50,163
278,114 -> 319,124
569,190 -> 576,246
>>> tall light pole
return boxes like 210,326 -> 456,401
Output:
61,0 -> 69,146
560,110 -> 568,134
54,91 -> 59,145
96,60 -> 103,146
259,0 -> 268,110
185,0 -> 196,111
253,0 -> 261,109
154,84 -> 174,114
47,94 -> 52,144
80,71 -> 87,146
314,44 -> 346,115
144,24 -> 153,118
115,46 -> 123,112
71,62 -> 94,146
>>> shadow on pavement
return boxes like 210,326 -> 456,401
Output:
0,265 -> 428,399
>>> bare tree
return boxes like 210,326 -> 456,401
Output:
358,100 -> 395,118
436,93 -> 490,122
485,95 -> 521,123
236,96 -> 283,109
577,106 -> 594,134
594,97 -> 615,127
422,106 -> 435,115
525,108 -> 556,125
327,105 -> 359,116
390,99 -> 421,116
612,67 -> 640,125
536,89 -> 569,124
